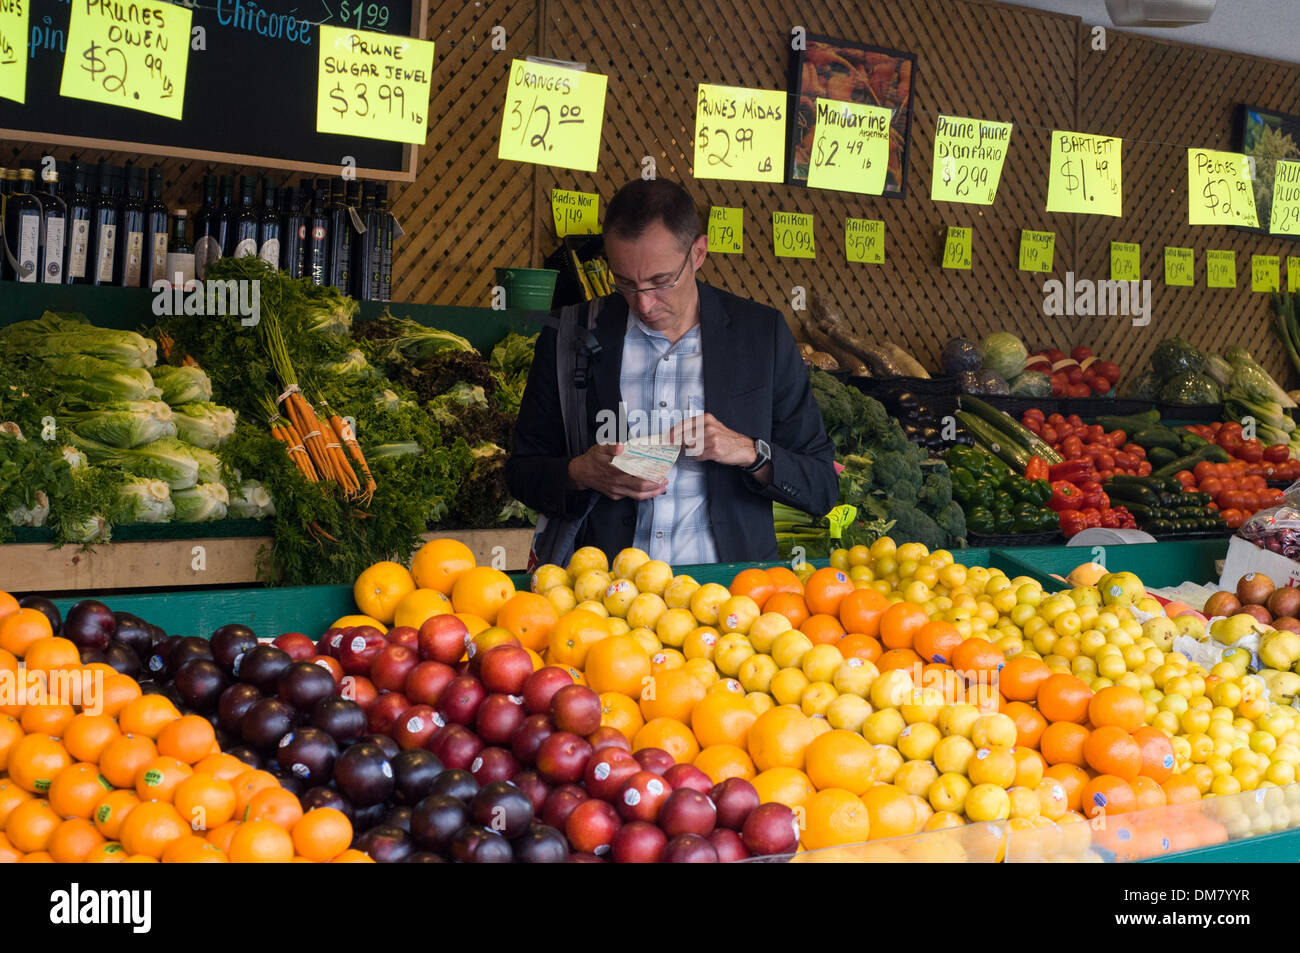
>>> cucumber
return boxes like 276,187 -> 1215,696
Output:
956,412 -> 1032,470
1096,411 -> 1160,432
1131,427 -> 1184,452
1104,483 -> 1160,507
960,397 -> 1064,463
1146,447 -> 1178,468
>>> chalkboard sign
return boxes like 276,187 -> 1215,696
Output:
0,0 -> 428,180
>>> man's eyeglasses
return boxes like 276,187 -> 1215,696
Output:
610,249 -> 693,299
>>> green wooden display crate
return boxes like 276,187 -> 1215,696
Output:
994,539 -> 1228,591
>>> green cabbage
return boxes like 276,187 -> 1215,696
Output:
1,312 -> 157,368
981,332 -> 1028,380
173,402 -> 237,449
150,365 -> 213,405
119,477 -> 174,523
62,401 -> 177,449
172,482 -> 229,522
69,434 -> 199,489
47,355 -> 162,404
1159,372 -> 1221,406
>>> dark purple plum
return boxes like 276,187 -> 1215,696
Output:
470,780 -> 533,839
360,733 -> 400,760
428,768 -> 478,804
209,624 -> 259,676
353,825 -> 412,863
383,806 -> 414,833
512,823 -> 569,864
450,826 -> 512,863
333,741 -> 395,807
102,642 -> 142,679
62,600 -> 114,651
224,745 -> 262,769
19,595 -> 61,636
218,683 -> 262,734
237,644 -> 292,692
277,661 -> 337,712
392,749 -> 444,806
311,696 -> 367,745
240,697 -> 295,750
411,794 -> 470,852
111,612 -> 153,660
299,786 -> 354,820
276,727 -> 339,786
174,658 -> 229,713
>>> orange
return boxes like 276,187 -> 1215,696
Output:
353,560 -> 417,624
330,848 -> 376,863
293,807 -> 354,862
1011,746 -> 1045,789
495,593 -> 560,652
1003,701 -> 1047,750
0,832 -> 20,862
1080,774 -> 1135,819
802,787 -> 872,850
878,602 -> 927,651
62,713 -> 121,764
7,733 -> 71,793
157,714 -> 217,765
1083,726 -> 1142,780
92,789 -> 140,840
454,613 -> 491,638
999,656 -> 1052,702
161,834 -> 229,863
205,820 -> 241,853
633,718 -> 700,764
450,566 -> 516,624
804,729 -> 875,795
693,744 -> 756,784
1045,763 -> 1089,812
1161,774 -> 1201,805
913,620 -> 961,665
20,702 -> 76,738
748,706 -> 817,772
838,588 -> 889,639
228,818 -> 296,863
5,798 -> 60,853
804,568 -> 855,617
1132,727 -> 1175,783
1130,776 -> 1167,812
22,636 -> 80,674
48,763 -> 113,820
0,715 -> 22,770
765,566 -> 804,595
231,770 -> 280,815
173,774 -> 237,831
193,752 -> 252,783
598,692 -> 643,739
639,667 -> 707,723
729,568 -> 776,609
752,766 -> 815,808
837,633 -> 883,664
547,609 -> 610,670
0,779 -> 34,827
0,608 -> 54,657
0,590 -> 17,620
99,733 -> 158,789
48,817 -> 106,863
410,537 -> 476,595
690,691 -> 758,749
877,648 -> 923,673
1036,673 -> 1093,724
83,842 -> 128,863
98,674 -> 143,718
1040,722 -> 1089,766
861,784 -> 918,840
118,694 -> 181,739
764,592 -> 810,630
134,755 -> 193,802
244,786 -> 303,828
119,801 -> 189,858
584,635 -> 651,696
1088,686 -> 1146,733
799,613 -> 844,646
952,637 -> 1005,682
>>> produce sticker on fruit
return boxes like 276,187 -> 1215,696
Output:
693,83 -> 785,183
552,189 -> 599,238
805,97 -> 890,195
931,115 -> 1012,205
1046,131 -> 1122,218
316,25 -> 436,144
498,59 -> 608,173
1110,242 -> 1140,282
0,0 -> 29,105
1269,159 -> 1300,235
59,0 -> 193,120
1187,148 -> 1259,228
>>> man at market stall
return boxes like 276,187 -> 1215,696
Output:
506,178 -> 838,567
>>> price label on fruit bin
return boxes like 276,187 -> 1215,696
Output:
1272,160 -> 1300,235
805,98 -> 890,195
942,226 -> 972,270
499,59 -> 608,172
931,115 -> 1012,205
1165,247 -> 1194,287
1046,131 -> 1122,218
772,212 -> 814,259
60,0 -> 192,120
826,504 -> 857,540
0,0 -> 29,105
845,218 -> 883,264
694,83 -> 786,183
317,26 -> 436,144
551,189 -> 599,237
1110,242 -> 1140,281
707,207 -> 743,254
1018,230 -> 1054,273
1206,249 -> 1237,289
1187,148 -> 1259,228
1252,255 -> 1280,293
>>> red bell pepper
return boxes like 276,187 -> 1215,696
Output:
1100,508 -> 1121,529
1264,444 -> 1291,464
1024,456 -> 1050,483
1048,480 -> 1083,511
1078,482 -> 1110,511
1048,459 -> 1095,483
1059,511 -> 1088,538
1079,507 -> 1102,529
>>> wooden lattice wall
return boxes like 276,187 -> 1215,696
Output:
5,0 -> 1300,384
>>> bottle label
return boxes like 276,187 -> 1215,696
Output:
43,216 -> 65,283
234,237 -> 257,258
150,232 -> 167,283
68,219 -> 90,279
297,223 -> 307,240
123,230 -> 144,286
96,224 -> 116,282
194,235 -> 221,279
16,214 -> 40,282
259,238 -> 280,269
164,251 -> 196,289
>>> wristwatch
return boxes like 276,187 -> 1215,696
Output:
743,438 -> 771,474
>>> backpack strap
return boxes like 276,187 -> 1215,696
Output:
554,299 -> 602,458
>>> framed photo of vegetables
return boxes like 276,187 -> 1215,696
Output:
787,35 -> 917,197
1234,103 -> 1300,239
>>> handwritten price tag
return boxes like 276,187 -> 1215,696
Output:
1111,242 -> 1140,281
826,504 -> 857,540
1165,247 -> 1194,287
317,26 -> 435,144
694,83 -> 785,183
1290,257 -> 1300,294
846,219 -> 884,264
498,59 -> 607,172
707,207 -> 743,254
551,189 -> 598,237
1018,230 -> 1054,273
931,115 -> 1012,205
60,0 -> 191,120
0,0 -> 29,105
1252,255 -> 1280,293
805,98 -> 890,195
942,226 -> 972,270
1270,160 -> 1300,235
1188,148 -> 1258,228
1046,131 -> 1122,217
1206,249 -> 1237,289
773,212 -> 814,259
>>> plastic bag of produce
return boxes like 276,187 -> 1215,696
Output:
1,312 -> 157,368
1158,372 -> 1220,406
150,365 -> 213,405
47,355 -> 162,404
172,482 -> 229,522
172,402 -> 237,449
119,477 -> 174,523
228,480 -> 274,519
62,401 -> 177,449
1237,479 -> 1300,559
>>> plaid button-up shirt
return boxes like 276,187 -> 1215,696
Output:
619,313 -> 718,565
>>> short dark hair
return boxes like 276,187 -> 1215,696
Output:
604,179 -> 700,250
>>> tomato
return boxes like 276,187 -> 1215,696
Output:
1220,490 -> 1248,511
1173,470 -> 1196,487
1024,408 -> 1046,423
1062,436 -> 1084,459
1193,460 -> 1218,481
1067,415 -> 1084,428
1113,452 -> 1136,470
1096,469 -> 1115,482
1137,461 -> 1152,476
1214,463 -> 1233,478
1059,511 -> 1088,538
1047,413 -> 1066,428
1243,475 -> 1267,491
1220,509 -> 1245,530
1041,426 -> 1058,445
1217,432 -> 1244,453
1199,477 -> 1223,497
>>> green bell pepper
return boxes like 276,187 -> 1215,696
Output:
1012,503 -> 1045,533
1024,479 -> 1052,507
966,506 -> 996,535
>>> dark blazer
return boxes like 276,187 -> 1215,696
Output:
504,282 -> 838,562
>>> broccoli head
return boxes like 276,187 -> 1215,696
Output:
883,499 -> 949,551
871,450 -> 922,504
933,501 -> 967,547
918,472 -> 952,511
1151,337 -> 1205,381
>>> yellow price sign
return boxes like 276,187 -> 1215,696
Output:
1290,257 -> 1300,293
1111,242 -> 1140,281
773,212 -> 814,259
498,59 -> 607,172
826,504 -> 857,540
1046,131 -> 1122,217
1018,230 -> 1055,273
1206,249 -> 1237,288
1271,160 -> 1300,235
1165,247 -> 1194,287
707,207 -> 743,254
846,218 -> 884,264
931,115 -> 1012,205
1252,255 -> 1280,293
694,83 -> 785,183
317,26 -> 436,144
60,0 -> 192,120
805,98 -> 890,195
0,0 -> 29,105
551,189 -> 598,237
942,226 -> 972,270
1188,148 -> 1258,228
